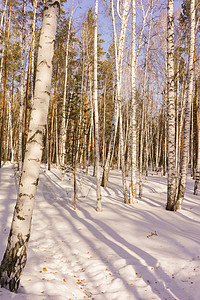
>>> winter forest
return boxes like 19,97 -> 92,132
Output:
0,0 -> 200,299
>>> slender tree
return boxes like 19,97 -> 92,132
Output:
175,0 -> 195,210
166,0 -> 176,211
129,0 -> 137,203
93,0 -> 102,211
18,0 -> 26,173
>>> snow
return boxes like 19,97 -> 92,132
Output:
0,162 -> 200,300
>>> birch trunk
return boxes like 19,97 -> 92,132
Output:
194,50 -> 200,195
101,0 -> 130,190
166,0 -> 176,211
130,0 -> 137,203
139,0 -> 153,199
0,0 -> 8,87
94,0 -> 102,211
175,0 -> 195,210
18,0 -> 26,173
0,1 -> 59,291
30,0 -> 37,109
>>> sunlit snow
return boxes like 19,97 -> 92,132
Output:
0,162 -> 200,299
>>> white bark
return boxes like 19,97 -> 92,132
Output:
194,101 -> 200,194
166,0 -> 176,211
94,0 -> 102,211
18,0 -> 26,174
175,0 -> 195,210
30,0 -> 37,109
194,56 -> 200,194
130,0 -> 137,203
0,0 -> 59,291
103,0 -> 131,202
139,0 -> 153,199
0,0 -> 8,87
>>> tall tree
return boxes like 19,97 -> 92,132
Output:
18,0 -> 26,173
175,0 -> 195,210
0,0 -> 60,292
94,0 -> 102,211
194,51 -> 200,195
130,0 -> 137,203
166,0 -> 176,211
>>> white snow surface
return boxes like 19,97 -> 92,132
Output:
0,162 -> 200,300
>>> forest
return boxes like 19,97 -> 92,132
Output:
0,0 -> 200,298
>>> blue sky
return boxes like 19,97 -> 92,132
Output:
65,0 -> 184,54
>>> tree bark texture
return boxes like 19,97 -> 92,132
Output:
0,0 -> 59,292
94,0 -> 102,211
175,0 -> 195,210
166,0 -> 176,211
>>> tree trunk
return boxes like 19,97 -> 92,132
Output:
94,0 -> 102,211
0,2 -> 11,168
0,0 -> 8,87
0,0 -> 59,291
166,0 -> 176,211
175,0 -> 195,210
130,0 -> 137,203
18,0 -> 26,173
48,60 -> 59,171
194,51 -> 200,195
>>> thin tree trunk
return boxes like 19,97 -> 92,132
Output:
194,51 -> 200,195
166,0 -> 176,210
130,0 -> 137,203
18,0 -> 26,173
0,0 -> 8,87
94,0 -> 102,211
23,0 -> 37,150
30,0 -> 37,109
0,2 -> 11,168
48,60 -> 59,171
175,0 -> 195,210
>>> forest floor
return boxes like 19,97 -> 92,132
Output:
0,162 -> 200,300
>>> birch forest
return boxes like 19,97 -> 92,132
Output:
0,0 -> 200,295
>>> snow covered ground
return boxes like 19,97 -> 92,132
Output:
0,162 -> 200,300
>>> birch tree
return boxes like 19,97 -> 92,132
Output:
18,0 -> 26,173
166,0 -> 176,211
0,0 -> 8,87
194,53 -> 200,195
175,0 -> 195,210
129,0 -> 137,203
94,0 -> 102,211
0,0 -> 60,291
101,0 -> 131,205
138,0 -> 153,199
